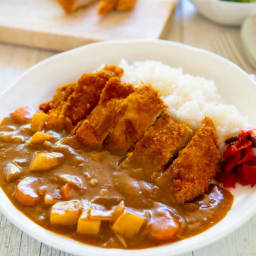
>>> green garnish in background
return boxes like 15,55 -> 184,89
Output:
221,0 -> 251,2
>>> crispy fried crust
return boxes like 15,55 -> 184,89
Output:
39,83 -> 75,114
40,65 -> 123,131
115,0 -> 137,11
63,71 -> 112,124
105,85 -> 166,154
44,112 -> 73,131
57,0 -> 77,13
122,112 -> 192,177
98,0 -> 137,14
64,66 -> 123,124
98,0 -> 117,14
75,77 -> 134,148
103,65 -> 124,78
166,117 -> 221,203
57,0 -> 96,13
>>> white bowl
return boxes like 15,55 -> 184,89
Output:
0,40 -> 256,256
191,0 -> 256,26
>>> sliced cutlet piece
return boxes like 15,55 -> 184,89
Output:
164,117 -> 221,203
98,0 -> 118,15
57,0 -> 96,13
103,64 -> 124,78
75,77 -> 134,148
39,82 -> 75,114
121,112 -> 192,178
116,0 -> 137,11
63,67 -> 123,124
42,65 -> 123,130
104,85 -> 166,154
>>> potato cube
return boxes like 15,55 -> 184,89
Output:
0,117 -> 8,127
58,174 -> 84,189
30,152 -> 64,171
50,200 -> 81,225
4,163 -> 22,182
31,112 -> 48,132
89,208 -> 113,221
44,194 -> 56,206
112,201 -> 125,221
0,133 -> 24,143
30,132 -> 54,145
77,207 -> 101,235
112,210 -> 145,238
43,141 -> 53,149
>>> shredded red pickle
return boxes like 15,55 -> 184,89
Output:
217,129 -> 256,188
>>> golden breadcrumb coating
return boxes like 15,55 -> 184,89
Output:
75,77 -> 134,148
39,83 -> 75,114
63,71 -> 111,124
39,65 -> 123,131
57,0 -> 96,13
105,85 -> 166,154
116,0 -> 137,11
165,117 -> 221,203
103,64 -> 124,78
122,112 -> 192,178
57,0 -> 77,13
98,0 -> 137,14
98,0 -> 117,14
58,0 -> 137,14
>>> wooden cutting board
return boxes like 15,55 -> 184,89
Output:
0,0 -> 176,51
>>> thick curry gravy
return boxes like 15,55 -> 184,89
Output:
0,114 -> 233,249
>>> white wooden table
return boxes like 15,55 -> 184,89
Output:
0,1 -> 255,255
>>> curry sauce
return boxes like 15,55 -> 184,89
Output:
0,115 -> 233,249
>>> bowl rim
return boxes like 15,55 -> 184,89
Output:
197,0 -> 256,6
0,39 -> 256,256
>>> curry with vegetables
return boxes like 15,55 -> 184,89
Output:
0,65 -> 234,249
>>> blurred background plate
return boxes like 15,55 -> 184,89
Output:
190,0 -> 256,26
0,0 -> 177,51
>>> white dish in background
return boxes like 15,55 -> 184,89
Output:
241,16 -> 256,68
0,40 -> 256,256
190,0 -> 256,26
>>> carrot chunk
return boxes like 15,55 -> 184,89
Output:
148,215 -> 179,242
15,177 -> 40,206
61,183 -> 74,200
11,106 -> 34,124
4,163 -> 22,182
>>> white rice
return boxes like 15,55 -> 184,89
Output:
119,60 -> 248,150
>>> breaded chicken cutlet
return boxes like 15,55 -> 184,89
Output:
57,0 -> 137,14
98,0 -> 117,14
121,112 -> 192,178
75,77 -> 134,148
104,85 -> 166,154
63,69 -> 117,124
57,0 -> 96,13
98,0 -> 137,14
163,117 -> 221,203
39,82 -> 75,114
39,65 -> 123,130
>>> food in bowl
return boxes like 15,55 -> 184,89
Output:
0,60 -> 253,249
57,0 -> 137,14
221,0 -> 254,2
